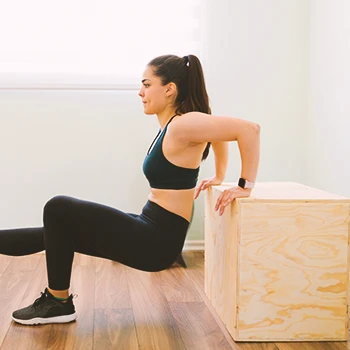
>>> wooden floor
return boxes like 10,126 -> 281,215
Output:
0,252 -> 349,350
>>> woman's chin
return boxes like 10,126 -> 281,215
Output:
143,108 -> 155,115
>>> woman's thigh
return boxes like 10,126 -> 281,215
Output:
44,196 -> 182,271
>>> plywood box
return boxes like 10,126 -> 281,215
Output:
204,182 -> 350,341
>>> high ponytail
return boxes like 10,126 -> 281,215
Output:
147,54 -> 211,161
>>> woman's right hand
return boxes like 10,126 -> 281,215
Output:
194,175 -> 223,199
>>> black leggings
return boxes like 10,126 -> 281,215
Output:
0,196 -> 190,290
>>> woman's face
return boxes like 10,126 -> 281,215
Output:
138,66 -> 174,115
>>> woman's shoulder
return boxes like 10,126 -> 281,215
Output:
168,112 -> 211,146
170,112 -> 259,144
171,112 -> 217,133
172,112 -> 210,129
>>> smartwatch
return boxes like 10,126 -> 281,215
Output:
238,177 -> 255,189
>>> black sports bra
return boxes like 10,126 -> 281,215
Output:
142,115 -> 200,190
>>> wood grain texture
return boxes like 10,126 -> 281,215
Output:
156,265 -> 202,303
205,186 -> 239,337
237,343 -> 280,350
95,258 -> 132,309
73,253 -> 96,267
94,308 -> 138,350
182,251 -> 205,291
215,182 -> 349,201
238,202 -> 349,341
186,251 -> 242,350
318,341 -> 350,349
205,182 -> 350,342
0,250 -> 349,348
0,255 -> 13,277
275,343 -> 322,350
46,259 -> 95,349
1,255 -> 50,350
169,301 -> 232,349
126,267 -> 186,350
0,255 -> 41,346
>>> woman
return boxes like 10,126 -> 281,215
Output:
2,54 -> 260,325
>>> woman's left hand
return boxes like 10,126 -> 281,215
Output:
194,175 -> 223,199
215,186 -> 252,216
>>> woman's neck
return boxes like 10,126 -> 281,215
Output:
157,109 -> 178,130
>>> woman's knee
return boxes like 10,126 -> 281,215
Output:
43,195 -> 72,220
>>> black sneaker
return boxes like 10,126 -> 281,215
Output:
12,288 -> 77,325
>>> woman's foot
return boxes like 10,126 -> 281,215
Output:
12,288 -> 76,325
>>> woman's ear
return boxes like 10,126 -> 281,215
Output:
165,82 -> 177,97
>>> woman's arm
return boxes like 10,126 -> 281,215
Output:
176,112 -> 260,143
176,112 -> 260,212
236,123 -> 260,184
212,141 -> 229,181
176,112 -> 260,182
194,141 -> 228,199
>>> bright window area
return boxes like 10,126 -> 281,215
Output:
0,0 -> 202,89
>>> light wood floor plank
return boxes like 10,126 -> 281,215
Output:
0,255 -> 13,277
229,342 -> 279,350
169,301 -> 233,349
155,265 -> 202,303
184,252 -> 243,349
275,342 -> 350,349
73,253 -> 96,267
46,257 -> 95,349
182,251 -> 205,289
1,254 -> 51,350
276,343 -> 326,350
127,267 -> 186,350
11,254 -> 47,308
315,341 -> 350,349
0,255 -> 41,347
94,308 -> 139,349
95,258 -> 132,309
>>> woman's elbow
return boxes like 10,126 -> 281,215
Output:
255,123 -> 261,134
250,122 -> 260,135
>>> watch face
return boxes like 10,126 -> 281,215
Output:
238,178 -> 246,188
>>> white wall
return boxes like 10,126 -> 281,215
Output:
194,0 -> 310,239
0,1 -> 313,241
202,0 -> 310,182
306,0 -> 350,197
0,90 -> 155,226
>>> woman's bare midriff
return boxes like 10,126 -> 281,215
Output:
148,188 -> 195,223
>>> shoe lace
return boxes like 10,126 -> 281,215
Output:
33,292 -> 47,308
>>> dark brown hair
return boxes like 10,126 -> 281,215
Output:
147,54 -> 211,161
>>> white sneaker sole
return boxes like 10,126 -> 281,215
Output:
12,312 -> 77,325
